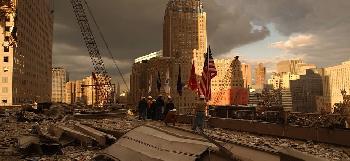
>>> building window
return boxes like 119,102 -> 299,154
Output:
3,56 -> 8,62
4,36 -> 9,41
3,67 -> 9,72
5,16 -> 10,22
5,26 -> 10,32
2,77 -> 8,83
4,46 -> 9,52
2,87 -> 8,93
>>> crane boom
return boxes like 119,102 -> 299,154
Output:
70,0 -> 113,106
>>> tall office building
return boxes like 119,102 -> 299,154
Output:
131,0 -> 220,112
290,69 -> 323,113
163,0 -> 207,75
210,57 -> 248,106
52,67 -> 68,103
277,59 -> 316,75
277,59 -> 304,74
324,60 -> 350,109
255,63 -> 266,90
0,0 -> 53,105
241,63 -> 252,88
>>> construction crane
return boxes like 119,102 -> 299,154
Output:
70,0 -> 113,106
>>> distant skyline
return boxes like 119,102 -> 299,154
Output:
53,0 -> 350,89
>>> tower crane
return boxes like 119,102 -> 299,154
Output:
70,0 -> 113,106
70,0 -> 130,106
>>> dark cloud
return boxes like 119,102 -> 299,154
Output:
233,0 -> 350,66
205,0 -> 270,54
53,0 -> 350,89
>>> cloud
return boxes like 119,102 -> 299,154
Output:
270,34 -> 315,51
205,0 -> 270,54
53,0 -> 350,85
205,0 -> 350,66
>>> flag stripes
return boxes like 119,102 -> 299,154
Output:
198,47 -> 217,101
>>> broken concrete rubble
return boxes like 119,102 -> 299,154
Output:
74,123 -> 116,146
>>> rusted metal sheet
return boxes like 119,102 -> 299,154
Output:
99,126 -> 214,161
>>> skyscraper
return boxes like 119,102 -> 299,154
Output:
131,0 -> 209,111
241,63 -> 252,88
255,63 -> 266,90
163,0 -> 207,75
0,0 -> 53,105
52,67 -> 68,103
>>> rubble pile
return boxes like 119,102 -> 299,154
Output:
0,104 -> 140,161
205,128 -> 350,161
288,113 -> 347,128
79,117 -> 142,134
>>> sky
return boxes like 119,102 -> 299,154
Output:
53,0 -> 350,90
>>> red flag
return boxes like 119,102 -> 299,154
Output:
188,61 -> 198,91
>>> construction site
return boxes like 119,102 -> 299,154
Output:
0,0 -> 350,161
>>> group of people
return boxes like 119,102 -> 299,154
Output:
138,95 -> 175,121
137,94 -> 207,131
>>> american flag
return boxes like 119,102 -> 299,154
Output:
199,47 -> 217,101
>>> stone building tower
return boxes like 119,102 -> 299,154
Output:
163,0 -> 207,75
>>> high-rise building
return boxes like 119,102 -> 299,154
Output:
52,67 -> 68,103
0,0 -> 53,105
65,74 -> 113,106
290,69 -> 323,113
267,72 -> 300,89
210,57 -> 248,106
255,63 -> 266,90
163,0 -> 207,75
277,59 -> 304,74
277,59 -> 316,75
241,63 -> 252,88
323,60 -> 350,109
131,0 -> 208,113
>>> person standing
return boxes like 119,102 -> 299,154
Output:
164,96 -> 174,118
151,99 -> 157,120
155,95 -> 165,120
138,97 -> 147,120
192,95 -> 207,131
146,96 -> 153,119
164,96 -> 176,126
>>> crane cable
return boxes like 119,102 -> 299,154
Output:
83,0 -> 129,92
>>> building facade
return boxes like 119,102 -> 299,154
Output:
277,59 -> 304,74
268,72 -> 300,89
0,0 -> 53,105
210,57 -> 248,106
131,0 -> 208,113
241,63 -> 252,88
52,67 -> 68,103
290,69 -> 323,113
324,60 -> 350,109
65,75 -> 114,106
254,63 -> 266,90
163,0 -> 207,75
277,59 -> 316,75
